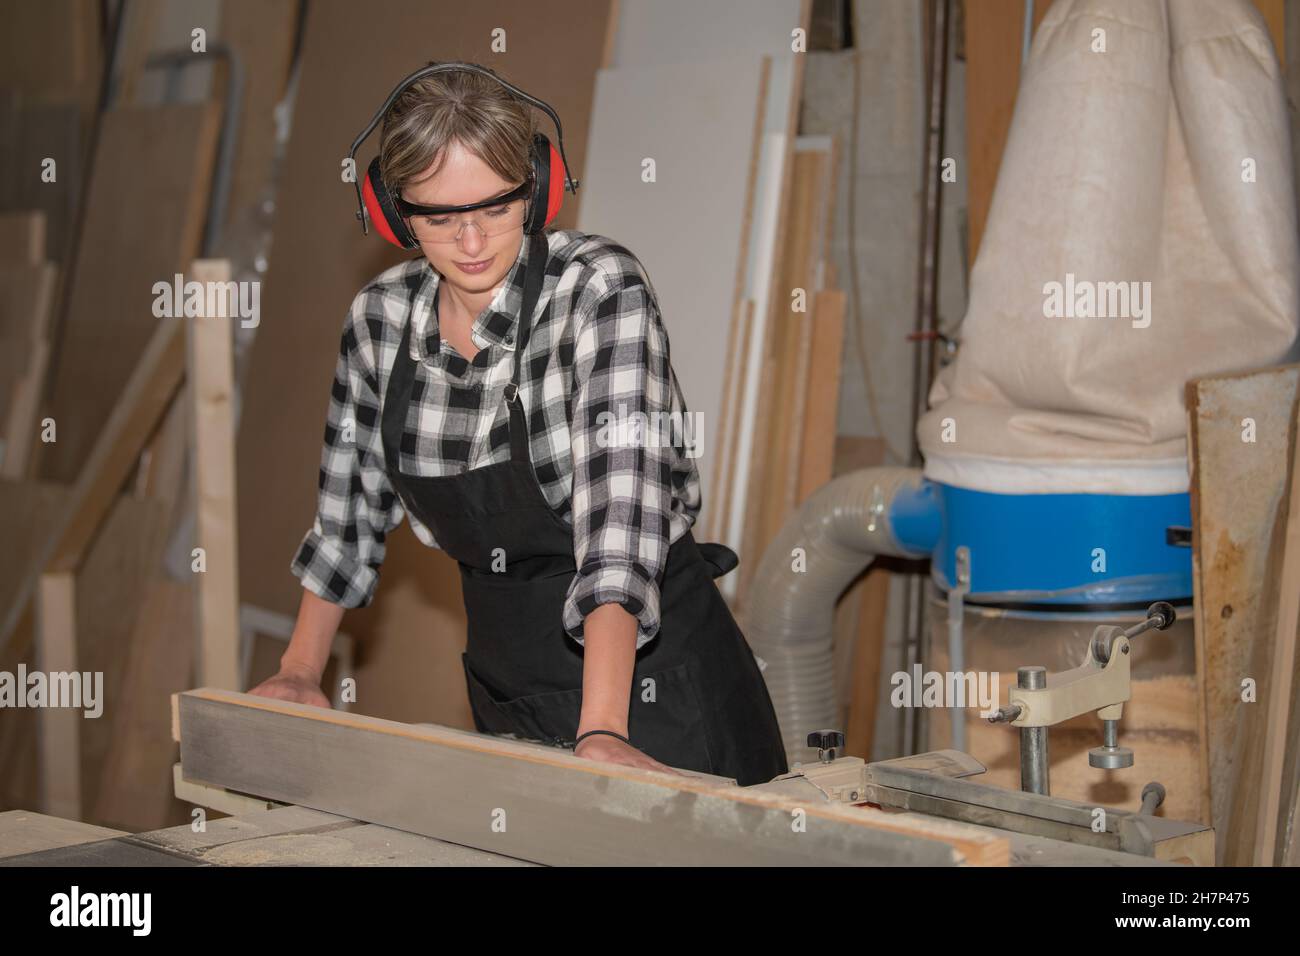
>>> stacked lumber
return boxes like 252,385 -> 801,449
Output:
578,1 -> 852,611
734,136 -> 847,608
0,0 -> 298,830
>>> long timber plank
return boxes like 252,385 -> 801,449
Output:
176,689 -> 1008,866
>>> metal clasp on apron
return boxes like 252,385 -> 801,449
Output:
504,382 -> 519,404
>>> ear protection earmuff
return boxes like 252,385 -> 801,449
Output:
348,61 -> 580,249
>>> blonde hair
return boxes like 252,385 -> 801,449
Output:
379,66 -> 535,197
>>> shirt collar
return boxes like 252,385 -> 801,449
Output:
410,235 -> 532,367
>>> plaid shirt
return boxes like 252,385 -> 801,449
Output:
291,229 -> 702,648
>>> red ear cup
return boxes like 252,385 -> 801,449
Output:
525,132 -> 566,234
362,156 -> 418,249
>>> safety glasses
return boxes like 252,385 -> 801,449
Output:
396,180 -> 532,244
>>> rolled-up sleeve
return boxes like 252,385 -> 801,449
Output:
290,294 -> 404,607
562,277 -> 677,648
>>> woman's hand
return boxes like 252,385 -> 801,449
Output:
573,733 -> 684,774
248,662 -> 331,709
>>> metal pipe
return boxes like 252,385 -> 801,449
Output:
1018,665 -> 1050,794
744,468 -> 934,761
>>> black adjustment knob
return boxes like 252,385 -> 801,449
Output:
1147,602 -> 1176,630
807,730 -> 845,751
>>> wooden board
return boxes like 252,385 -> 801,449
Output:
187,260 -> 240,690
0,811 -> 125,859
40,103 -> 220,484
0,313 -> 187,656
0,263 -> 57,478
1186,364 -> 1300,863
90,578 -> 196,832
34,572 -> 78,819
0,211 -> 47,265
796,289 -> 847,500
218,0 -> 301,230
747,147 -> 829,591
0,0 -> 102,108
1255,384 -> 1300,863
832,436 -> 889,760
0,95 -> 85,263
176,688 -> 1008,866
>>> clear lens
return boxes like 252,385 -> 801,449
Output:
408,200 -> 528,243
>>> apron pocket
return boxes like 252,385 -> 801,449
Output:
462,653 -> 581,747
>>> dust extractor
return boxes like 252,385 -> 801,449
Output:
745,0 -> 1299,816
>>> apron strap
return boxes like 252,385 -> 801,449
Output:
505,232 -> 549,465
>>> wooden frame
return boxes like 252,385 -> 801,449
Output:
174,688 -> 1009,866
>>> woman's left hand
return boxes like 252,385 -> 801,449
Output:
574,734 -> 685,775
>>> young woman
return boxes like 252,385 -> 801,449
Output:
249,63 -> 787,786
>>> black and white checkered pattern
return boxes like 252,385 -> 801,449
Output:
291,229 -> 702,647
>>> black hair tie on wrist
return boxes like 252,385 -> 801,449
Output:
574,729 -> 630,748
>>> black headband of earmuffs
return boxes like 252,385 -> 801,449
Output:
346,60 -> 580,237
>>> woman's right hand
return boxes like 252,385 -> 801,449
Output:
248,661 -> 331,708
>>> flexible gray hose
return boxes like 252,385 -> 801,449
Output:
744,467 -> 928,761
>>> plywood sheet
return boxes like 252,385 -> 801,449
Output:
0,95 -> 83,262
610,0 -> 807,68
41,103 -> 219,483
579,55 -> 768,544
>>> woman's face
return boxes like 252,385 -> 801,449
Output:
401,140 -> 526,296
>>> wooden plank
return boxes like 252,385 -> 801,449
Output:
0,0 -> 102,107
0,314 -> 186,652
1253,385 -> 1300,863
0,96 -> 84,263
177,688 -> 1008,866
833,436 -> 889,760
712,299 -> 756,553
1187,364 -> 1300,863
753,148 -> 827,569
0,263 -> 57,479
35,571 -> 79,819
0,811 -> 125,859
90,579 -> 196,832
187,259 -> 241,690
0,211 -> 46,264
218,0 -> 300,229
796,289 -> 847,500
139,803 -> 534,867
73,491 -> 173,824
1252,0 -> 1286,66
40,102 -> 220,484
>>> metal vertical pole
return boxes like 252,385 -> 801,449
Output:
1018,665 -> 1050,794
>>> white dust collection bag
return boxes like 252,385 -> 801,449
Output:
919,0 -> 1299,495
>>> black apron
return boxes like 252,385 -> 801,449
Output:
380,235 -> 788,786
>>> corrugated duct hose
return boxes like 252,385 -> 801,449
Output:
743,467 -> 930,762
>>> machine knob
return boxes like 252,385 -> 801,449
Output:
807,730 -> 845,764
1089,718 -> 1134,769
1147,601 -> 1176,630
